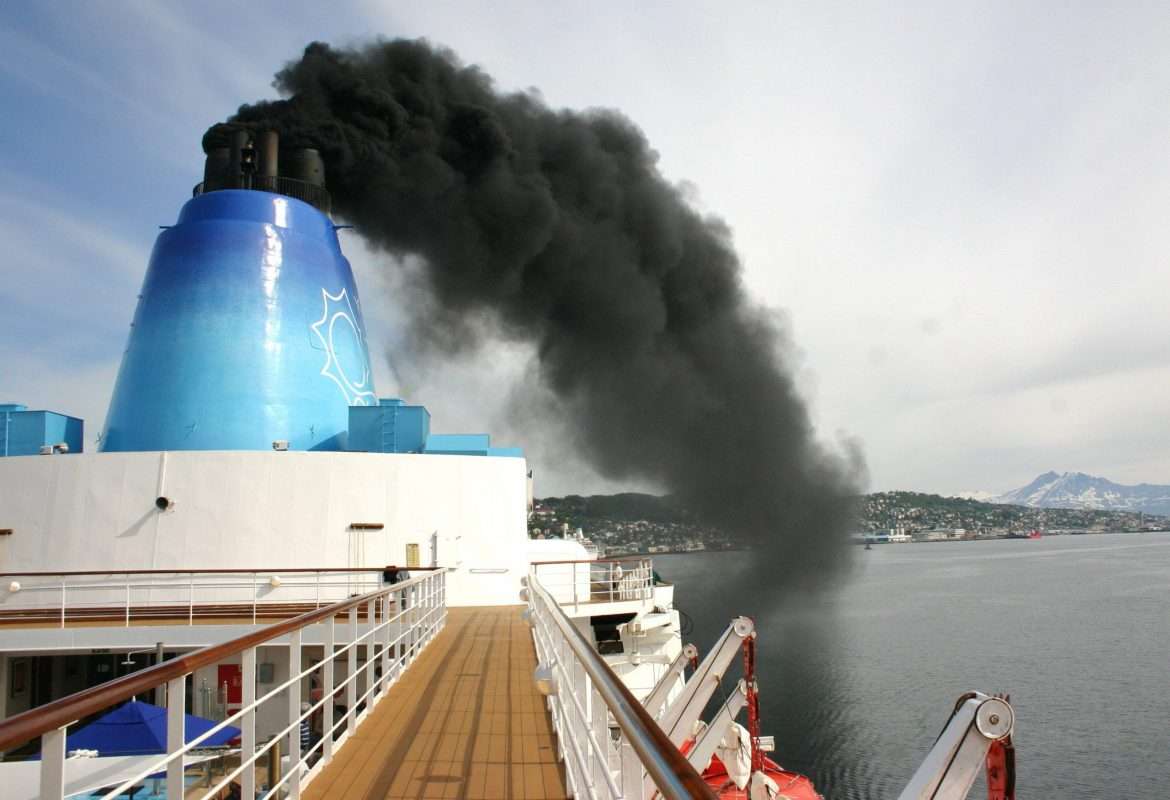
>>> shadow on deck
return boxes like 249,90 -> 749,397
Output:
304,606 -> 568,800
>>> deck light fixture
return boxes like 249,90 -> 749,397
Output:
533,664 -> 557,696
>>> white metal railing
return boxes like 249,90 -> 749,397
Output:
0,569 -> 447,800
525,570 -> 715,800
0,569 -> 388,627
530,558 -> 654,610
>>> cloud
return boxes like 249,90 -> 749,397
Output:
4,2 -> 1169,495
0,25 -> 159,122
0,173 -> 145,429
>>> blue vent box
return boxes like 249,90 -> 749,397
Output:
1,405 -> 83,456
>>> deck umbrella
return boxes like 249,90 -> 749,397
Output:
65,699 -> 241,756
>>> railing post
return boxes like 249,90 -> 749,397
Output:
426,575 -> 433,632
346,605 -> 357,731
407,585 -> 417,662
428,570 -> 437,636
40,726 -> 66,800
251,572 -> 257,625
386,588 -> 399,682
591,682 -> 608,790
371,594 -> 381,696
189,577 -> 195,624
418,582 -> 426,650
418,581 -> 425,647
59,581 -> 66,629
585,675 -> 597,789
241,646 -> 256,800
323,616 -> 335,763
620,738 -> 644,800
419,578 -> 427,639
380,594 -> 390,692
166,675 -> 186,799
364,598 -> 375,703
578,660 -> 594,793
287,628 -> 302,799
397,583 -> 407,675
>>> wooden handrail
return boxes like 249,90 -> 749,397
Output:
0,565 -> 444,578
0,569 -> 443,752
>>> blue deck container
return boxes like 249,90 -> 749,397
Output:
423,434 -> 493,456
1,405 -> 83,456
348,399 -> 432,453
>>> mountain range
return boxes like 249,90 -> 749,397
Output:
993,472 -> 1170,516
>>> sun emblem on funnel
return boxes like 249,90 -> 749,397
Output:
309,287 -> 376,406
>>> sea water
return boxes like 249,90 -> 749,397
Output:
656,531 -> 1170,799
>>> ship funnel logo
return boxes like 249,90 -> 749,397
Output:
310,287 -> 376,406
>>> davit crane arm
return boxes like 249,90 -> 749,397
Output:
657,617 -> 755,747
644,643 -> 700,719
897,692 -> 1016,800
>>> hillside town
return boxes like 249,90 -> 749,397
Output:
528,494 -> 738,555
529,491 -> 1169,553
863,491 -> 1168,541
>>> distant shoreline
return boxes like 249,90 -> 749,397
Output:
854,528 -> 1170,545
605,546 -> 748,558
602,529 -> 1170,558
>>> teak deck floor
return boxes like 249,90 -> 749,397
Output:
304,606 -> 568,800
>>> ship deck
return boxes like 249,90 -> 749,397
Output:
304,606 -> 568,800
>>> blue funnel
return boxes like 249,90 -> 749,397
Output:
102,190 -> 376,452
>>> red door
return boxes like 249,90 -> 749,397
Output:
218,664 -> 242,709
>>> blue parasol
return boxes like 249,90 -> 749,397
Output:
65,700 -> 241,756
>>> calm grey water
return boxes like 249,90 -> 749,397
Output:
655,532 -> 1170,799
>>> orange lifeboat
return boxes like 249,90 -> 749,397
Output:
700,753 -> 822,799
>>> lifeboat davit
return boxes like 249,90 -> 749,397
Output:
680,622 -> 823,800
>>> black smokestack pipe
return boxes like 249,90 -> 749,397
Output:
204,40 -> 865,594
285,148 -> 325,188
202,147 -> 231,190
258,130 -> 279,179
227,129 -> 249,189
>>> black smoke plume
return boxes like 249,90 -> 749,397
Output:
206,40 -> 865,585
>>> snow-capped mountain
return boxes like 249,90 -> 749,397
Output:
994,472 -> 1170,516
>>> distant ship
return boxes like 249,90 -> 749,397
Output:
0,129 -> 1015,800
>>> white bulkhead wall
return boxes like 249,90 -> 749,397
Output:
0,451 -> 530,606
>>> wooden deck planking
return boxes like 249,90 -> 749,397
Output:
304,606 -> 568,800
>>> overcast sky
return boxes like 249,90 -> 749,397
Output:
2,2 -> 1168,497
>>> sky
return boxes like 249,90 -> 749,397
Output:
1,1 -> 1168,497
